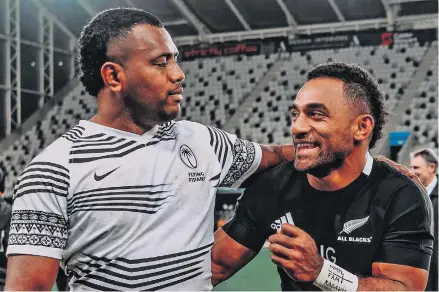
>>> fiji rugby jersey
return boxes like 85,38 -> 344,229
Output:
224,153 -> 434,291
7,120 -> 262,291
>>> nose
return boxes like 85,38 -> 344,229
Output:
169,61 -> 185,84
291,113 -> 311,137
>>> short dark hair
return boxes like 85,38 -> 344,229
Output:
307,62 -> 389,149
77,8 -> 163,97
411,148 -> 438,171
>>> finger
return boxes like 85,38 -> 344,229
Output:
268,243 -> 293,259
271,253 -> 292,269
268,233 -> 297,248
280,224 -> 307,238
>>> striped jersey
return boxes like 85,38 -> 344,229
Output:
7,120 -> 262,291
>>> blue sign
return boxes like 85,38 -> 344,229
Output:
389,131 -> 411,146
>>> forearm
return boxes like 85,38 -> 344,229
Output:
312,259 -> 426,292
258,144 -> 295,170
357,277 -> 408,291
211,260 -> 233,286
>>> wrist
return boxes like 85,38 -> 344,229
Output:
313,259 -> 359,291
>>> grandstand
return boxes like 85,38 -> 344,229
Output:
0,0 -> 437,290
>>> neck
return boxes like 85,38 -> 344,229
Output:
425,175 -> 436,187
307,147 -> 369,191
90,91 -> 155,135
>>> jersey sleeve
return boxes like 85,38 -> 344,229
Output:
222,170 -> 272,252
205,125 -> 262,188
6,141 -> 70,260
375,182 -> 434,270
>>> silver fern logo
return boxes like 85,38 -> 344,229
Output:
339,216 -> 369,234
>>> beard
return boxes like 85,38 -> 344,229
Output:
294,132 -> 353,178
123,92 -> 180,128
294,149 -> 348,178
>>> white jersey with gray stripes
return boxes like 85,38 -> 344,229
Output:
7,120 -> 262,291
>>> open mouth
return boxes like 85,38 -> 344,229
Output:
295,142 -> 319,156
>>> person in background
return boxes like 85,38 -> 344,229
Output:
410,148 -> 438,291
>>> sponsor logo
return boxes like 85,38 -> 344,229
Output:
270,212 -> 294,230
180,144 -> 198,169
337,216 -> 372,243
94,166 -> 120,181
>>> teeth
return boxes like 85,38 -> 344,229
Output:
297,142 -> 315,147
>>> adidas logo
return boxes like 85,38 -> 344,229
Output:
270,212 -> 294,230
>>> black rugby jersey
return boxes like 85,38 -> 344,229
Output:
224,154 -> 434,291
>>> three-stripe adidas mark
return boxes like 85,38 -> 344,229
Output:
270,212 -> 294,230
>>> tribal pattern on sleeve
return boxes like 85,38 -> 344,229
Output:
8,210 -> 68,249
219,138 -> 256,187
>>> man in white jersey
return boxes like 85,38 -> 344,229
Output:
5,8 -> 294,291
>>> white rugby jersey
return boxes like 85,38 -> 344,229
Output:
7,120 -> 262,291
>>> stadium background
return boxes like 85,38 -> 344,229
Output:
0,0 -> 437,290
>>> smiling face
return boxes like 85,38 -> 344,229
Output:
110,24 -> 185,127
290,78 -> 357,176
410,154 -> 437,187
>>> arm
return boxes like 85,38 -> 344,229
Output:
5,157 -> 69,290
358,262 -> 428,291
212,168 -> 273,285
5,255 -> 60,291
258,144 -> 295,171
205,125 -> 293,188
269,225 -> 429,291
212,228 -> 258,286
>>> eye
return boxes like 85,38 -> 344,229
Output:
290,111 -> 299,119
310,111 -> 325,118
156,62 -> 168,68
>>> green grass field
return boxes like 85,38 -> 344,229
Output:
214,248 -> 281,291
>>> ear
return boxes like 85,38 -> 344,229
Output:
428,163 -> 436,174
100,62 -> 125,93
352,114 -> 375,143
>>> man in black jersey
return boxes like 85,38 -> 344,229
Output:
211,62 -> 434,291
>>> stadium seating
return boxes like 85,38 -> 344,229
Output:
397,49 -> 438,152
0,40 -> 436,194
179,54 -> 277,128
236,42 -> 429,144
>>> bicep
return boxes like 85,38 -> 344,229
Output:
212,228 -> 258,285
6,255 -> 60,291
372,262 -> 428,291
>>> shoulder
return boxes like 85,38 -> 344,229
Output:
173,120 -> 206,132
33,137 -> 72,166
373,159 -> 427,198
373,159 -> 432,221
241,161 -> 297,191
28,125 -> 86,169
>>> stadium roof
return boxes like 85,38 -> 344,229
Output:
24,0 -> 439,46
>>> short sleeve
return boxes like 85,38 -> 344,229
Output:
7,150 -> 70,259
223,170 -> 272,252
376,183 -> 434,270
205,126 -> 262,188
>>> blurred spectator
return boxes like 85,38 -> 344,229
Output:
410,148 -> 438,292
0,168 -> 11,291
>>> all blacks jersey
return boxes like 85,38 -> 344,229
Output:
224,153 -> 434,291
